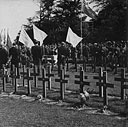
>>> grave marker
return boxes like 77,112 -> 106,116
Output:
46,64 -> 54,90
115,68 -> 128,100
93,67 -> 103,97
55,69 -> 68,100
75,67 -> 89,93
24,67 -> 33,95
38,67 -> 49,98
97,71 -> 114,106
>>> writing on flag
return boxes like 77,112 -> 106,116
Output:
66,27 -> 83,47
81,0 -> 97,19
33,24 -> 47,46
19,27 -> 34,48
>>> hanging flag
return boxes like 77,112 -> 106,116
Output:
33,24 -> 47,45
19,27 -> 34,48
81,0 -> 97,19
66,27 -> 83,47
6,29 -> 13,51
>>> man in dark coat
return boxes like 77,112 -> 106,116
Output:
57,42 -> 70,74
31,42 -> 42,74
0,45 -> 9,69
9,43 -> 20,75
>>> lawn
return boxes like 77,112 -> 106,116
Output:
0,63 -> 128,127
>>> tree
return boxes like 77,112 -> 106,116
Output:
88,0 -> 128,42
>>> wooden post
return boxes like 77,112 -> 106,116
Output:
20,65 -> 27,87
93,67 -> 103,97
46,64 -> 54,90
24,67 -> 33,95
75,67 -> 89,93
115,68 -> 128,100
38,67 -> 48,98
2,66 -> 6,92
66,58 -> 69,71
83,57 -> 86,72
22,65 -> 25,87
30,64 -> 39,88
97,71 -> 114,106
14,66 -> 18,93
55,69 -> 68,100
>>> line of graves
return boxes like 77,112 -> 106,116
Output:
0,62 -> 128,109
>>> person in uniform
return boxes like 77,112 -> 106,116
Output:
9,43 -> 20,76
0,44 -> 9,69
31,41 -> 42,74
57,42 -> 70,75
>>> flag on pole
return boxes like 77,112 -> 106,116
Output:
33,24 -> 47,45
19,27 -> 34,48
66,27 -> 83,47
6,29 -> 13,50
81,0 -> 97,19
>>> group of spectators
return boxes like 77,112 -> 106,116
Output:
0,40 -> 127,77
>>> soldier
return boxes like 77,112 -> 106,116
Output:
31,41 -> 42,74
57,42 -> 70,75
9,43 -> 20,76
0,44 -> 9,69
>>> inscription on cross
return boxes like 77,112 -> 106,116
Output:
75,67 -> 89,93
55,69 -> 68,100
38,67 -> 49,98
96,71 -> 114,106
115,68 -> 128,100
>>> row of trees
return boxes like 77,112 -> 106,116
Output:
25,0 -> 128,45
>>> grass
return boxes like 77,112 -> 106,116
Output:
0,63 -> 128,127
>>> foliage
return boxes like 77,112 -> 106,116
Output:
26,0 -> 90,44
88,0 -> 128,42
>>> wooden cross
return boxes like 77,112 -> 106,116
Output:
24,67 -> 33,95
30,64 -> 39,88
115,68 -> 128,100
10,65 -> 21,93
58,67 -> 69,93
20,65 -> 27,87
38,67 -> 49,98
46,64 -> 54,90
93,67 -> 103,97
97,71 -> 114,106
75,67 -> 90,93
55,69 -> 68,100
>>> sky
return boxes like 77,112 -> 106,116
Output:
0,0 -> 39,41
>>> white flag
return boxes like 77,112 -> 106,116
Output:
81,0 -> 97,19
33,24 -> 47,45
6,29 -> 13,50
19,27 -> 34,48
66,27 -> 82,47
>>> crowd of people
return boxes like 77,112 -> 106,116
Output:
0,40 -> 128,77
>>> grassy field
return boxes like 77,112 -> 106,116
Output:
0,63 -> 128,127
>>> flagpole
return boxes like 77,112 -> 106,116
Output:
80,1 -> 83,59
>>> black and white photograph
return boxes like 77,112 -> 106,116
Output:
0,0 -> 128,126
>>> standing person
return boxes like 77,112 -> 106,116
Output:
57,42 -> 70,75
9,43 -> 20,76
0,44 -> 9,69
31,41 -> 42,74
